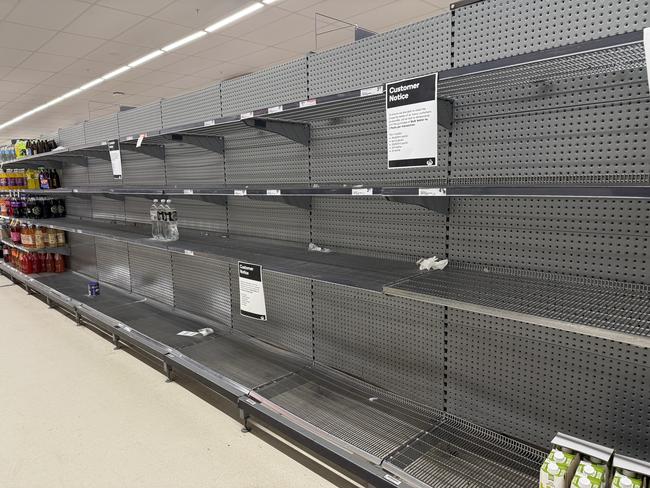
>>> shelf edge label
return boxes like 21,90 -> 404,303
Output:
234,189 -> 247,196
266,189 -> 281,196
352,188 -> 373,196
238,261 -> 267,321
204,120 -> 215,127
361,86 -> 383,97
268,105 -> 283,114
418,188 -> 446,196
386,73 -> 438,169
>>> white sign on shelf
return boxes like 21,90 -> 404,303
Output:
204,120 -> 216,127
299,99 -> 317,108
240,112 -> 254,120
418,188 -> 447,196
361,86 -> 383,97
234,189 -> 247,196
183,189 -> 194,194
266,189 -> 281,196
268,105 -> 283,114
136,133 -> 145,148
238,262 -> 267,321
107,139 -> 122,179
386,73 -> 438,169
352,188 -> 373,196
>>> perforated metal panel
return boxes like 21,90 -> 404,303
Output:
117,101 -> 162,138
68,233 -> 97,278
311,109 -> 448,186
221,57 -> 308,115
91,195 -> 125,222
446,309 -> 650,458
311,197 -> 446,262
65,195 -> 92,219
164,143 -> 225,187
128,245 -> 174,306
95,239 -> 131,291
121,151 -> 166,187
173,198 -> 227,233
61,164 -> 89,187
450,70 -> 650,184
453,0 -> 650,67
227,197 -> 310,244
224,130 -> 308,185
449,198 -> 650,284
58,123 -> 85,147
308,13 -> 451,98
84,114 -> 118,144
232,268 -> 312,358
161,84 -> 220,129
172,253 -> 230,325
87,155 -> 120,187
124,196 -> 152,225
313,281 -> 445,408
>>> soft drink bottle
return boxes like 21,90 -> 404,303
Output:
29,253 -> 39,273
167,199 -> 179,242
150,199 -> 160,239
54,253 -> 65,273
45,253 -> 55,273
159,200 -> 170,241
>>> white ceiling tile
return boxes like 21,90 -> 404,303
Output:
6,0 -> 90,30
131,69 -> 184,85
2,68 -> 54,84
131,52 -> 185,71
157,55 -> 222,75
145,85 -> 185,98
39,72 -> 89,89
0,1 -> 19,21
22,52 -> 78,72
161,75 -> 213,90
152,0 -> 243,29
117,94 -> 162,106
97,0 -> 174,16
0,47 -> 33,68
194,38 -> 265,62
239,13 -> 313,46
62,58 -> 122,78
216,6 -> 291,38
82,40 -> 149,64
98,79 -> 152,95
116,67 -> 155,82
114,18 -> 194,48
0,80 -> 35,94
0,88 -> 20,102
64,5 -> 145,39
274,31 -> 315,53
0,22 -> 56,50
193,62 -> 251,81
233,46 -> 298,70
39,32 -> 107,57
274,0 -> 322,13
0,66 -> 14,79
297,0 -> 395,21
349,0 -> 440,31
167,33 -> 231,57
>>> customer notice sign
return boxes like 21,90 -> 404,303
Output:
386,73 -> 438,169
238,262 -> 267,321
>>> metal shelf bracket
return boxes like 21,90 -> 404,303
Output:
163,134 -> 225,155
242,118 -> 310,146
121,144 -> 165,160
438,99 -> 454,130
247,195 -> 312,210
386,196 -> 450,214
42,155 -> 88,167
83,149 -> 112,162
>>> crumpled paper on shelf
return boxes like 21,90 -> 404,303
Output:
308,242 -> 332,253
417,256 -> 448,271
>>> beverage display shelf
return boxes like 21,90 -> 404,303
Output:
384,265 -> 650,348
0,265 -> 546,488
4,183 -> 650,200
0,215 -> 423,292
0,238 -> 69,255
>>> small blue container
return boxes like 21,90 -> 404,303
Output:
88,281 -> 100,297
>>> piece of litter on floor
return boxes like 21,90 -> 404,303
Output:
177,330 -> 199,336
198,328 -> 214,337
308,242 -> 332,253
417,256 -> 448,271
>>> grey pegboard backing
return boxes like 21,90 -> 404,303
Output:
311,197 -> 446,263
95,239 -> 131,291
312,281 -> 445,408
84,113 -> 118,145
227,197 -> 310,244
65,195 -> 92,219
453,0 -> 650,67
310,110 -> 448,186
164,143 -> 225,187
68,233 -> 97,279
172,253 -> 231,326
173,198 -> 227,234
90,195 -> 125,222
221,57 -> 308,116
308,13 -> 451,98
58,122 -> 85,147
121,150 -> 166,187
127,245 -> 174,307
124,196 -> 153,225
448,198 -> 649,284
61,164 -> 89,188
117,101 -> 162,138
451,88 -> 650,184
161,84 -> 220,129
223,130 -> 308,185
445,309 -> 650,458
87,155 -> 120,188
232,268 -> 312,358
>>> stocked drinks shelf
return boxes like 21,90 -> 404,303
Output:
1,238 -> 69,255
0,265 -> 546,488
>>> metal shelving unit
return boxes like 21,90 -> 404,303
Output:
1,238 -> 70,255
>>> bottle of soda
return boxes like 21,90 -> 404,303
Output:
158,200 -> 169,241
167,199 -> 179,241
54,253 -> 65,273
150,199 -> 160,239
29,253 -> 39,273
20,252 -> 32,274
45,252 -> 55,273
57,199 -> 66,218
39,252 -> 47,271
34,226 -> 44,249
39,168 -> 50,189
50,169 -> 61,189
56,229 -> 65,247
2,246 -> 9,263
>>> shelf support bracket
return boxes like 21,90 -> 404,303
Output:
242,117 -> 310,146
247,195 -> 311,210
386,196 -> 450,214
438,98 -> 453,131
83,149 -> 112,162
121,144 -> 165,160
42,155 -> 88,167
163,134 -> 224,155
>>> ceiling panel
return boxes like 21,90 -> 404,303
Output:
0,22 -> 56,50
152,0 -> 244,29
22,52 -> 78,72
39,32 -> 106,57
239,13 -> 314,46
96,0 -> 175,16
64,5 -> 145,39
194,38 -> 265,62
2,68 -> 55,84
235,46 -> 298,69
5,0 -> 90,30
114,18 -> 195,48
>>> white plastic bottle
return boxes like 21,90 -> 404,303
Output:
158,200 -> 169,241
167,199 -> 179,242
150,199 -> 160,239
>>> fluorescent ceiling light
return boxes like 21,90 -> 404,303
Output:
0,1 -> 271,134
205,2 -> 263,32
162,30 -> 208,52
102,65 -> 131,80
128,50 -> 164,67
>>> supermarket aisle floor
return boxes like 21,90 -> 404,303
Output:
0,275 -> 345,488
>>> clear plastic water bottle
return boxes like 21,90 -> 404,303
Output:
158,199 -> 169,240
166,199 -> 179,242
150,199 -> 160,239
